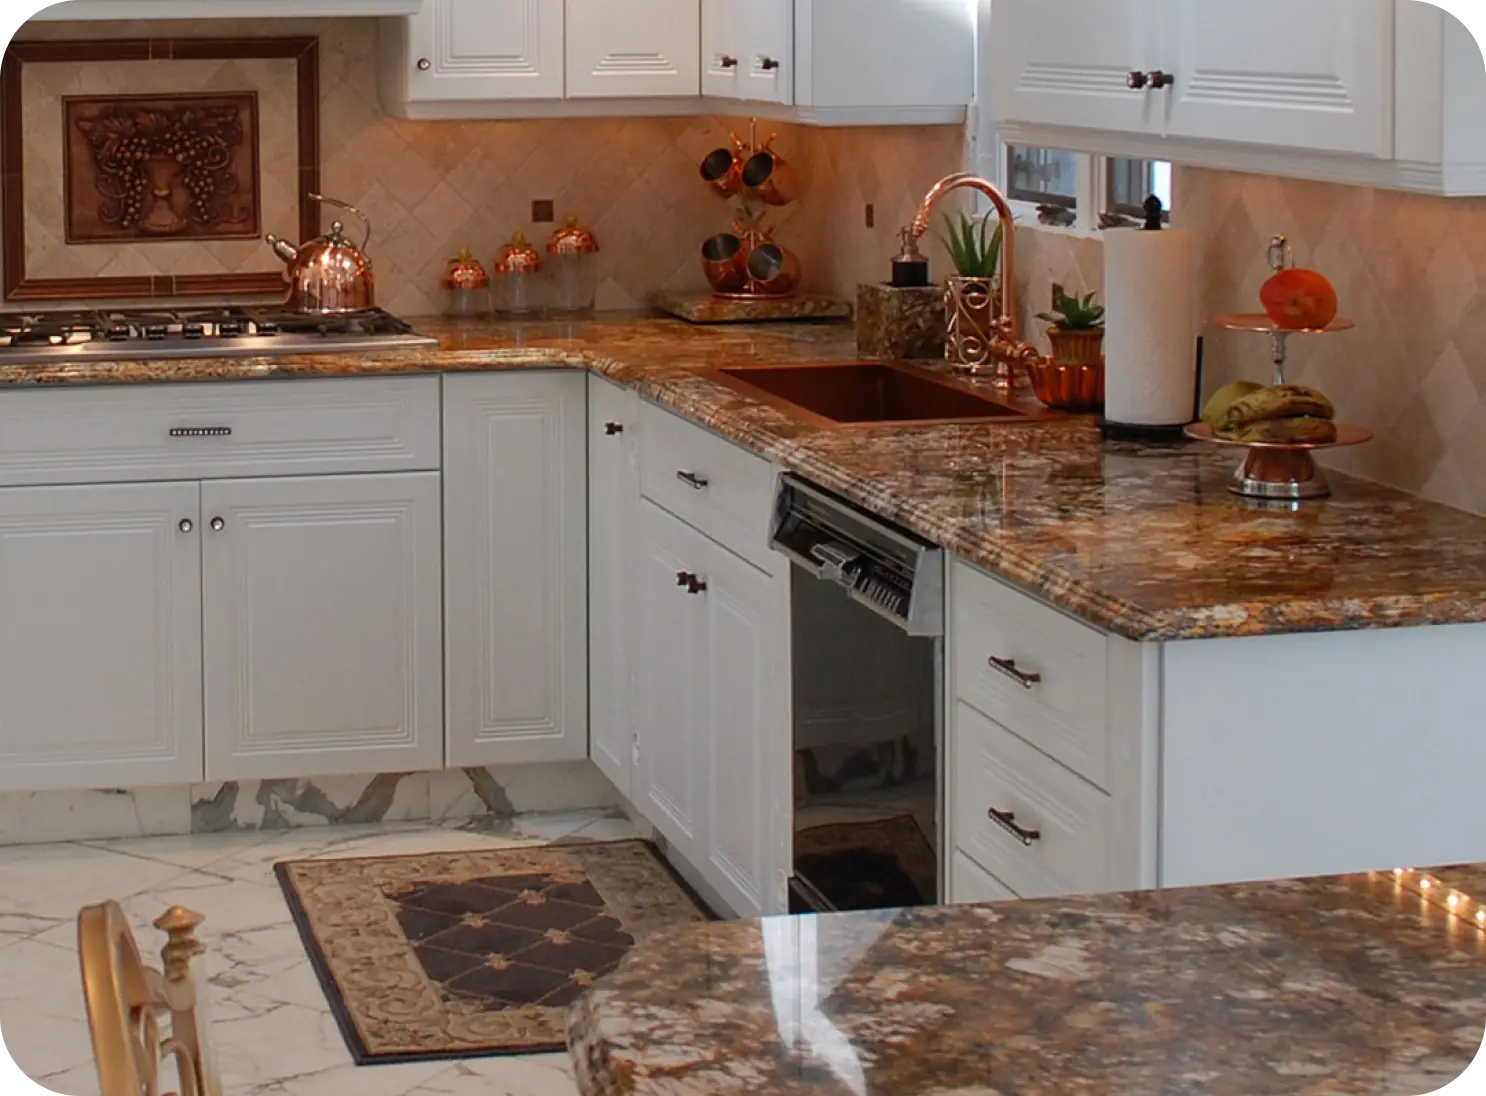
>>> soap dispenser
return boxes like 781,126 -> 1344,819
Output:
891,227 -> 929,288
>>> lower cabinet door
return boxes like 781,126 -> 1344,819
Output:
632,499 -> 709,859
443,372 -> 588,767
201,473 -> 443,781
0,481 -> 203,791
698,537 -> 789,918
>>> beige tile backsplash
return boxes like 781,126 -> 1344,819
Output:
10,19 -> 1486,512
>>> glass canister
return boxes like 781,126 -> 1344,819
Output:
441,247 -> 490,318
492,231 -> 543,315
545,214 -> 600,314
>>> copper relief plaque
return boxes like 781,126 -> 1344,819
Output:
63,92 -> 260,244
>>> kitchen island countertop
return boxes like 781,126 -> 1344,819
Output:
567,866 -> 1486,1096
5,312 -> 1486,641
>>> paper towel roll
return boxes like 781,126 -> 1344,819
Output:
1102,226 -> 1196,427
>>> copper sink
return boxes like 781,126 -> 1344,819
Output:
697,360 -> 1043,429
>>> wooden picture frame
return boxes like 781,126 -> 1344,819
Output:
0,37 -> 320,302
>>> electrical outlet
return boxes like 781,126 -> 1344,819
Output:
864,203 -> 875,229
531,199 -> 555,223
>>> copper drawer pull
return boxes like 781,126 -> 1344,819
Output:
988,655 -> 1041,689
988,808 -> 1041,847
169,426 -> 232,438
677,470 -> 709,490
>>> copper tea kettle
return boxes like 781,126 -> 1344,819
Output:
266,194 -> 375,314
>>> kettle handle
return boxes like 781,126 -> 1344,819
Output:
307,193 -> 371,253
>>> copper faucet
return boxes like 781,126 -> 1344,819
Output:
909,172 -> 1046,386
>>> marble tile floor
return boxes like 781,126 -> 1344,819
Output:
0,808 -> 639,1096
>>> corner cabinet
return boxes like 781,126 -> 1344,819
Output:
443,372 -> 588,768
382,0 -> 974,125
991,0 -> 1486,196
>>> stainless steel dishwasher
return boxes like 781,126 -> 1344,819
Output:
769,474 -> 944,913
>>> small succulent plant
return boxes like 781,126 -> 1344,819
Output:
1038,289 -> 1105,331
934,210 -> 1004,279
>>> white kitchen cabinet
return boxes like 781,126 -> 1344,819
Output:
701,0 -> 791,104
699,530 -> 789,918
989,0 -> 1158,134
382,0 -> 566,107
992,0 -> 1486,195
202,473 -> 444,782
588,376 -> 639,798
566,0 -> 700,98
0,482 -> 203,793
948,555 -> 1486,899
32,0 -> 421,16
443,372 -> 588,768
633,498 -> 710,857
632,495 -> 789,919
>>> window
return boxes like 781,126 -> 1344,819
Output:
996,143 -> 1174,232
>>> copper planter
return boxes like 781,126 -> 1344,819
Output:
1028,361 -> 1105,412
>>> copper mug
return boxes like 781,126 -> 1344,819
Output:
700,148 -> 743,199
746,242 -> 800,296
702,233 -> 749,293
741,150 -> 799,206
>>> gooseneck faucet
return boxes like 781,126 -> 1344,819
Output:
909,172 -> 1046,386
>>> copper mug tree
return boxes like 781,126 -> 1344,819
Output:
697,120 -> 801,299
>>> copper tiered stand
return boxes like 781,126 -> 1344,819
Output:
1184,237 -> 1373,502
697,120 -> 800,299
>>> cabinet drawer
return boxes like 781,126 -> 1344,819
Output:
638,400 -> 776,573
950,850 -> 1020,905
0,376 -> 441,487
953,701 -> 1113,900
952,558 -> 1109,788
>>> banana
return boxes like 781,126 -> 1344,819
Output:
1217,416 -> 1339,445
1217,384 -> 1335,430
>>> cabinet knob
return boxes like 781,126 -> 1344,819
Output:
686,575 -> 707,595
676,570 -> 693,587
604,421 -> 624,435
178,518 -> 193,534
1126,70 -> 1149,89
720,54 -> 738,69
987,807 -> 1042,847
759,56 -> 781,71
210,517 -> 225,532
416,57 -> 431,71
1147,69 -> 1174,90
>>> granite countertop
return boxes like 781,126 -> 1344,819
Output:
567,866 -> 1486,1096
6,311 -> 1486,641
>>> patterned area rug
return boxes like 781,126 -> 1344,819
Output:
274,840 -> 709,1064
793,814 -> 938,910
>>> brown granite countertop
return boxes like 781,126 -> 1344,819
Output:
567,867 -> 1486,1096
5,311 -> 1486,641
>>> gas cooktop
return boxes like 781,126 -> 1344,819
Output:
0,307 -> 439,363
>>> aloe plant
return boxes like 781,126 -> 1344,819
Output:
934,210 -> 1004,279
1037,289 -> 1105,331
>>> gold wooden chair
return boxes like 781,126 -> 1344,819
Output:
76,902 -> 222,1096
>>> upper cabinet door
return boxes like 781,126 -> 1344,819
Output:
990,0 -> 1158,132
407,0 -> 565,101
1162,0 -> 1394,157
701,0 -> 746,98
566,0 -> 701,98
742,0 -> 794,104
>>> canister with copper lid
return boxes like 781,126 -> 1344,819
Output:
493,231 -> 543,315
546,215 -> 600,314
441,247 -> 490,317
